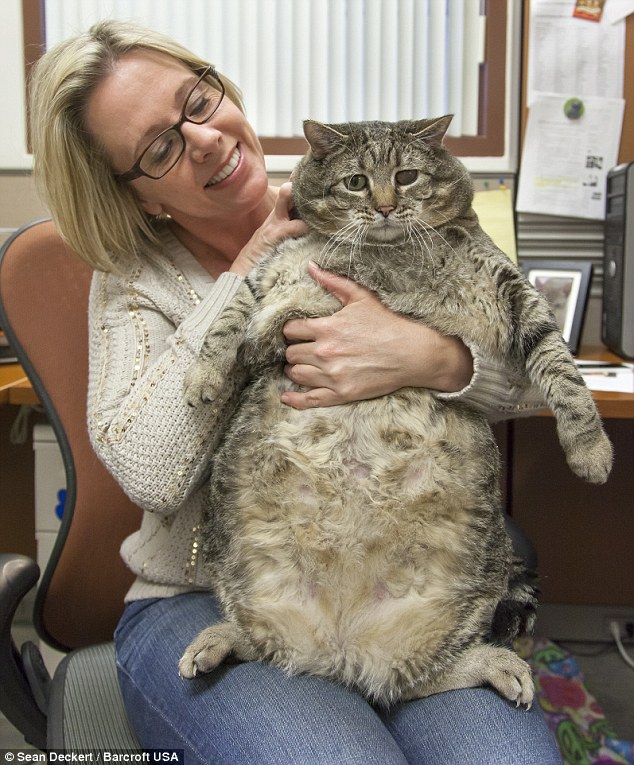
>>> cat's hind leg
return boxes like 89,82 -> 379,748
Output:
178,622 -> 257,678
405,644 -> 534,708
490,556 -> 539,642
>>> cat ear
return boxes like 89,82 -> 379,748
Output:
409,115 -> 454,146
303,120 -> 349,160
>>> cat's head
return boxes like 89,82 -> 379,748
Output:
292,116 -> 473,244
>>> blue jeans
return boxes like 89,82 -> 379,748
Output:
115,592 -> 562,765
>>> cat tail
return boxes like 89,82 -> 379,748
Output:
489,556 -> 539,642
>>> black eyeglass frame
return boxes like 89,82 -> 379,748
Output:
115,65 -> 225,183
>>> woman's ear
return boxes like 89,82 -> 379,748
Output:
139,197 -> 164,216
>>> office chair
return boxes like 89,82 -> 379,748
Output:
0,219 -> 142,750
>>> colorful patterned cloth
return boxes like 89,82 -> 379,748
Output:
515,637 -> 634,765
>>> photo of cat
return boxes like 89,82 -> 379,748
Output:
523,261 -> 593,355
535,275 -> 576,337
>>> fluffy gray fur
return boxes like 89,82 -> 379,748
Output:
179,116 -> 612,706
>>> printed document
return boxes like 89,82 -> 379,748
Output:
527,0 -> 625,106
516,94 -> 624,220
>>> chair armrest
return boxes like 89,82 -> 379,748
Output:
0,554 -> 47,749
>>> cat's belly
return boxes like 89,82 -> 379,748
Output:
228,376 -> 494,529
212,378 -> 503,691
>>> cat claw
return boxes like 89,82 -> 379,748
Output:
179,625 -> 235,678
482,649 -> 535,709
179,623 -> 256,679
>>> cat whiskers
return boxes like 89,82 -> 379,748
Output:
318,219 -> 364,274
346,223 -> 370,279
409,216 -> 463,281
413,216 -> 459,262
404,219 -> 437,280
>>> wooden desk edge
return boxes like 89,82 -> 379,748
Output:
1,351 -> 633,417
0,364 -> 39,406
573,346 -> 634,419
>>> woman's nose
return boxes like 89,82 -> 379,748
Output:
182,121 -> 221,162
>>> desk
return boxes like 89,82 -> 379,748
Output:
0,363 -> 38,406
3,349 -> 633,416
0,365 -> 40,559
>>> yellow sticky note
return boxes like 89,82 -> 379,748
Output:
472,188 -> 517,264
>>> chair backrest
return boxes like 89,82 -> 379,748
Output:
0,220 -> 141,650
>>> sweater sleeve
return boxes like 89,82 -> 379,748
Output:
435,344 -> 548,422
87,265 -> 246,515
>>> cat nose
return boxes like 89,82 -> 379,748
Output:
377,206 -> 395,218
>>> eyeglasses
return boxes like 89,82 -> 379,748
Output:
115,65 -> 225,183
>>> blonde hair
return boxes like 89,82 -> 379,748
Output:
29,19 -> 245,272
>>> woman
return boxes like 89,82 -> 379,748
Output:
29,19 -> 561,765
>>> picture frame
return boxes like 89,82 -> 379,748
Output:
520,260 -> 592,355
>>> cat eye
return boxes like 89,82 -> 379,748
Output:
345,175 -> 368,192
395,170 -> 419,186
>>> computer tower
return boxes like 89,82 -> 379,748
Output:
603,163 -> 634,359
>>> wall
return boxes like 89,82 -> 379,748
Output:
0,172 -> 48,246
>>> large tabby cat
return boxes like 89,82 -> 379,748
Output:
178,116 -> 612,706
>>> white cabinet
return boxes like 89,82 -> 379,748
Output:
32,423 -> 67,672
32,423 -> 66,572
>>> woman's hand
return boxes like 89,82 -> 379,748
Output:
230,183 -> 308,275
281,262 -> 474,409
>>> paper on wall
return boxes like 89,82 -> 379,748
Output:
527,0 -> 625,106
604,0 -> 634,25
516,93 -> 624,220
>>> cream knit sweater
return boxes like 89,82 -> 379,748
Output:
87,225 -> 544,602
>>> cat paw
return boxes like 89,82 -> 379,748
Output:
482,648 -> 534,708
183,361 -> 221,407
178,624 -> 237,678
567,431 -> 613,484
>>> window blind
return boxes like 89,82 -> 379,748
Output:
44,0 -> 486,138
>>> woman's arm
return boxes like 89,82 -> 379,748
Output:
281,263 -> 546,418
88,267 -> 247,515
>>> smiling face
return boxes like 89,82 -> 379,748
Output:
84,50 -> 270,225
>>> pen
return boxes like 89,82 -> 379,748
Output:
577,364 -> 631,375
575,359 -> 626,367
